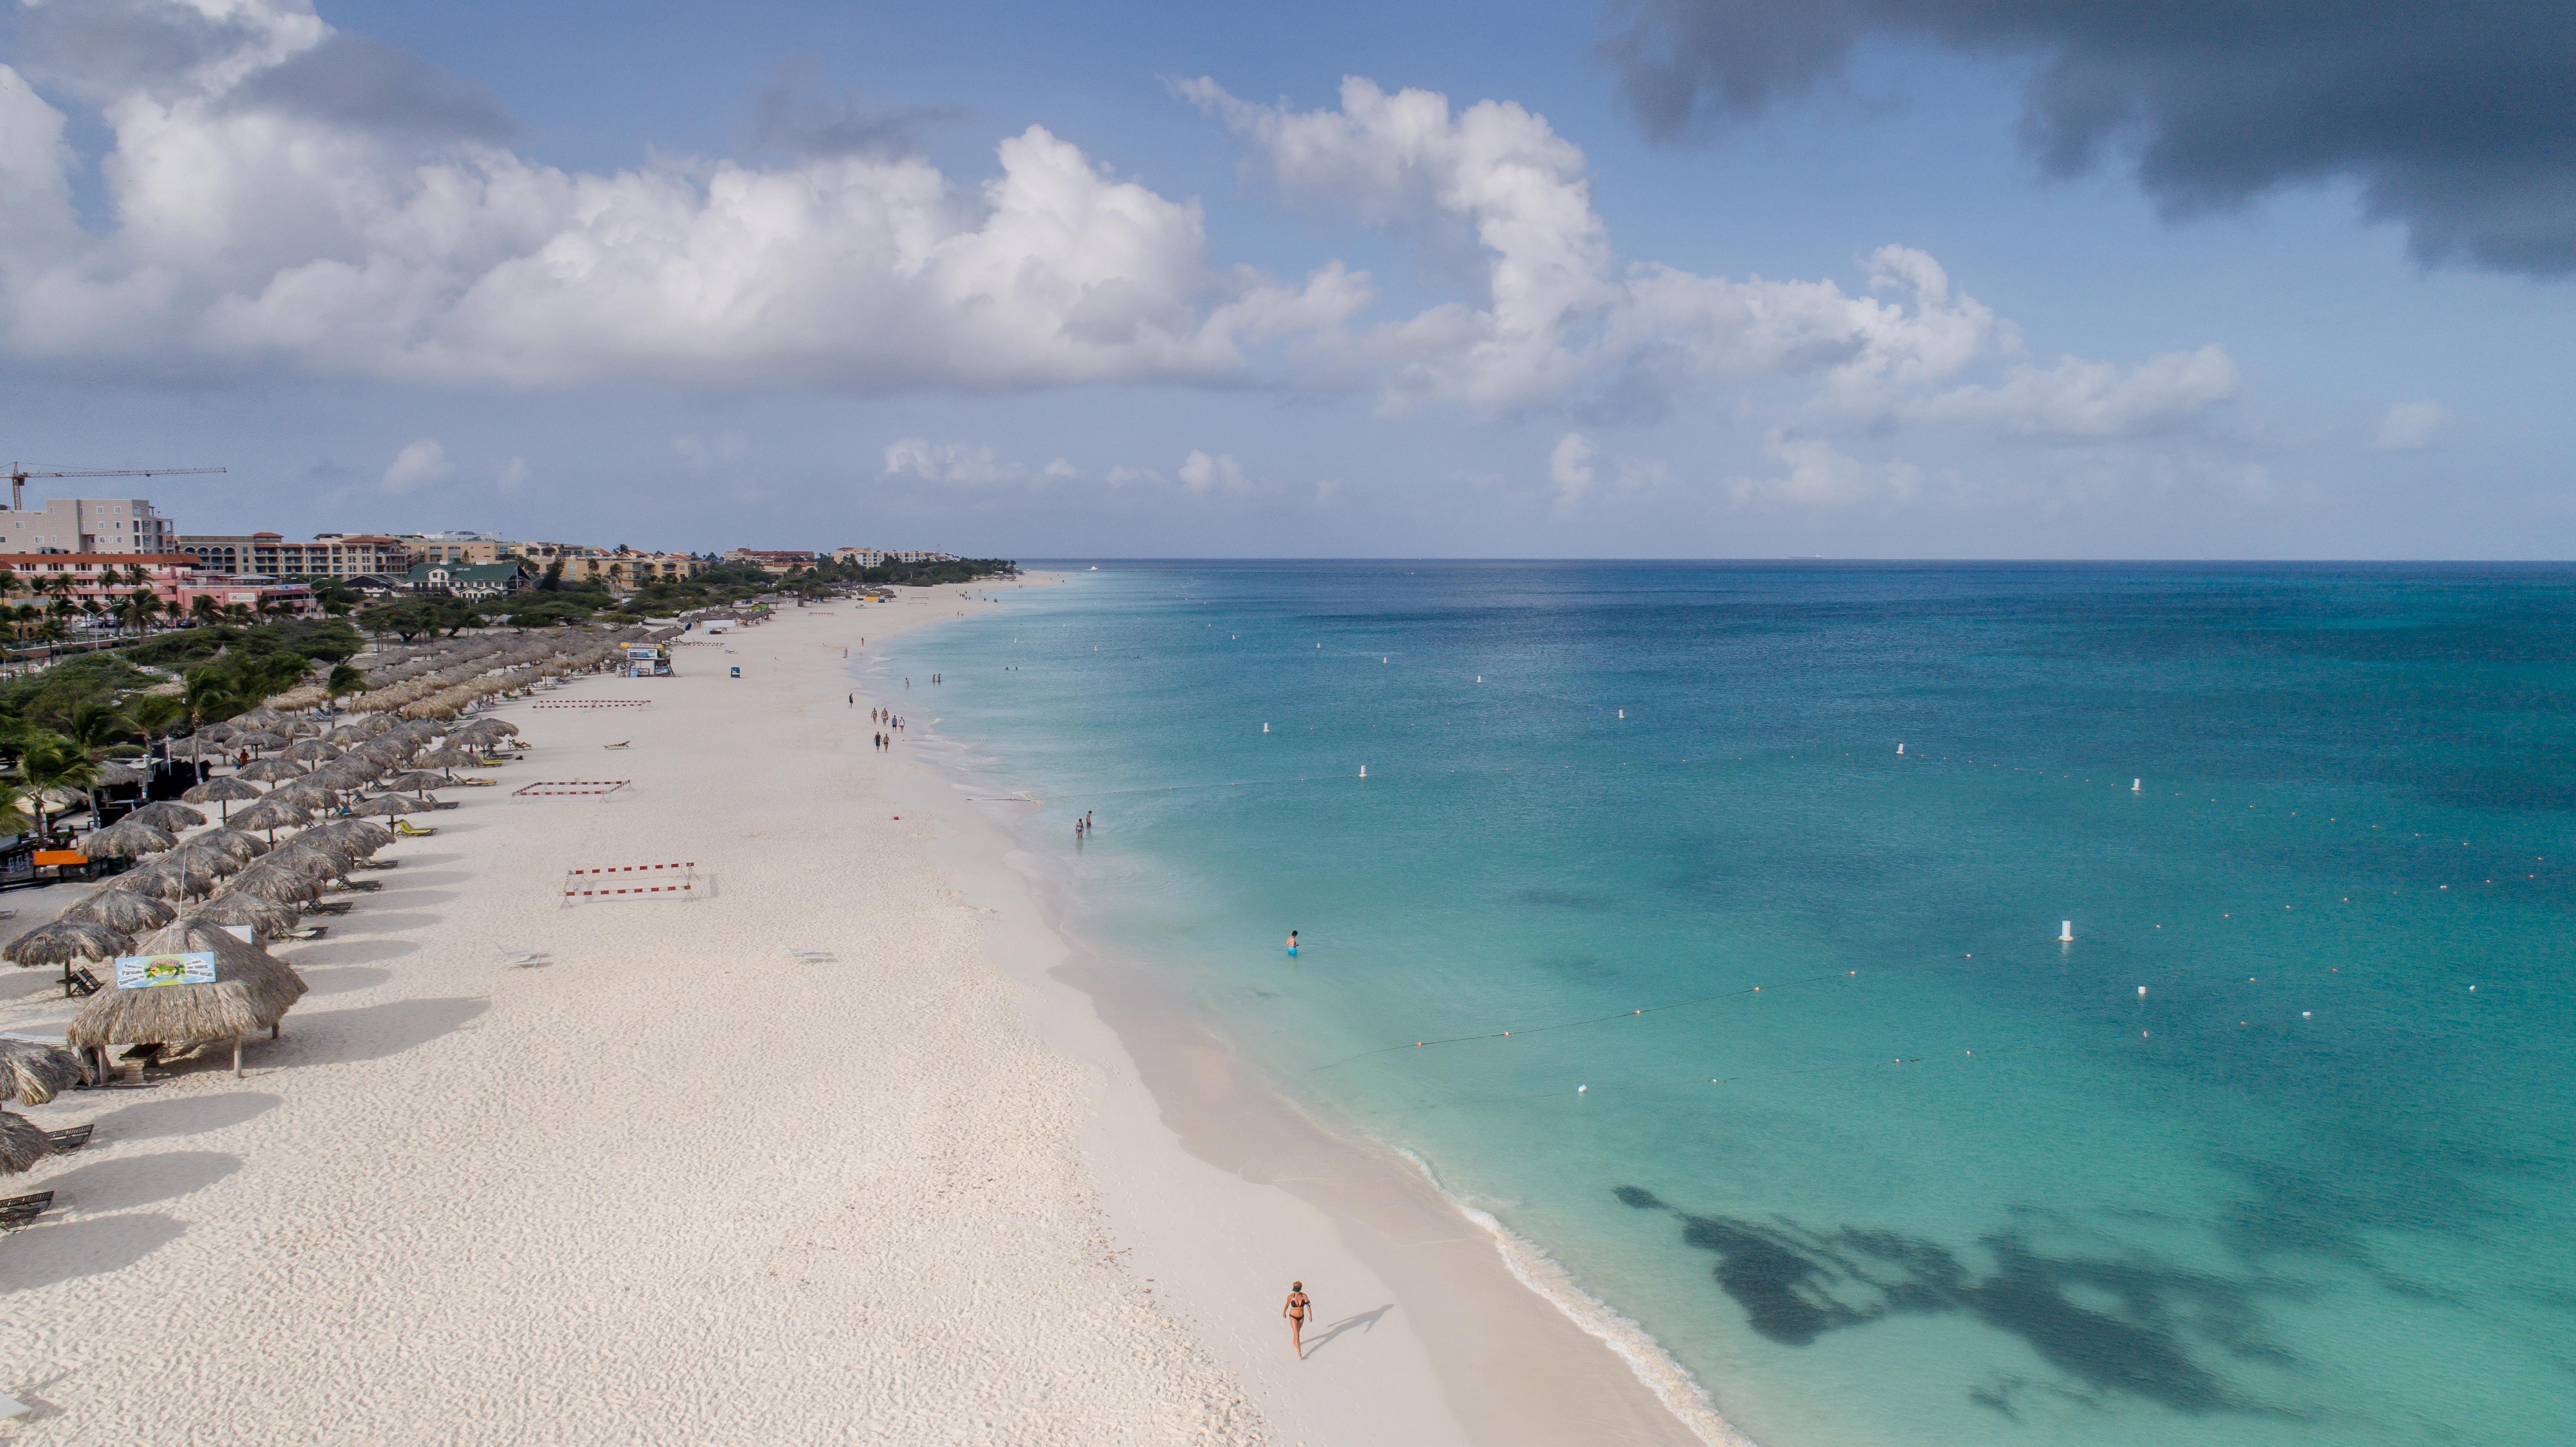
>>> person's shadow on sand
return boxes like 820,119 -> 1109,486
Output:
1301,1305 -> 1392,1358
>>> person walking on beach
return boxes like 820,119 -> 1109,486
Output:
1283,1282 -> 1313,1358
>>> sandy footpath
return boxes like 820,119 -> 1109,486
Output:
0,581 -> 1708,1446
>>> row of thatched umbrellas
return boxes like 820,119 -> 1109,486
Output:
2,632 -> 606,1174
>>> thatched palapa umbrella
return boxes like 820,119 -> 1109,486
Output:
59,887 -> 178,934
80,817 -> 177,861
229,731 -> 287,756
67,920 -> 308,1078
266,782 -> 338,814
168,839 -> 253,878
3,917 -> 132,995
284,739 -> 340,764
183,827 -> 269,863
126,801 -> 207,831
415,745 -> 476,779
223,860 -> 326,905
186,890 -> 305,939
353,793 -> 433,819
227,797 -> 311,844
0,1111 -> 50,1174
116,852 -> 231,901
182,775 -> 263,822
0,1038 -> 87,1105
235,758 -> 307,784
308,818 -> 393,854
382,770 -> 448,798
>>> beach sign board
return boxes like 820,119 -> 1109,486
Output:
113,951 -> 217,989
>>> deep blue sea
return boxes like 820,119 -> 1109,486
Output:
889,562 -> 2575,1447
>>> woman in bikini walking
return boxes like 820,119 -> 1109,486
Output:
1282,1281 -> 1313,1358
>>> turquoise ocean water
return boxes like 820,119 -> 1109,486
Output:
883,562 -> 2574,1447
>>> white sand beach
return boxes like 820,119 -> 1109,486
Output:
0,582 -> 1708,1446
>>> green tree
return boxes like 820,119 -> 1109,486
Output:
190,595 -> 221,625
324,662 -> 367,709
182,667 -> 238,734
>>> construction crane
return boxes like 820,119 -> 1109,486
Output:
5,461 -> 227,511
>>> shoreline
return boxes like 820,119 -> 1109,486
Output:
0,579 -> 1719,1445
879,581 -> 1730,1447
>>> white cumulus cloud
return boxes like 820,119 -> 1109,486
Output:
1184,75 -> 2233,438
1726,430 -> 1922,508
2373,399 -> 2454,451
0,0 -> 1363,392
380,439 -> 450,494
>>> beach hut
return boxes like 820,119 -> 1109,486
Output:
1,1038 -> 87,1105
66,920 -> 309,1078
182,775 -> 263,822
125,801 -> 207,832
79,817 -> 177,861
3,918 -> 132,996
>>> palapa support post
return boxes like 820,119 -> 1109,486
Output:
232,1035 -> 244,1078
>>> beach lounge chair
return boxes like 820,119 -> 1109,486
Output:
303,901 -> 353,916
429,800 -> 461,810
0,1192 -> 51,1231
497,947 -> 545,968
785,946 -> 836,962
603,740 -> 631,749
329,879 -> 382,893
46,1124 -> 91,1152
354,858 -> 399,870
457,778 -> 498,788
67,966 -> 102,998
393,821 -> 437,838
280,926 -> 327,941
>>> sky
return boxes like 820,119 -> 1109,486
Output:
0,0 -> 2569,559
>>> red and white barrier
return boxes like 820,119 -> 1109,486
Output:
515,779 -> 631,797
530,699 -> 656,710
563,861 -> 697,902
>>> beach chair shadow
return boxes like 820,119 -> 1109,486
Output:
498,947 -> 547,969
784,947 -> 834,962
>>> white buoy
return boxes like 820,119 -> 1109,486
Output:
1577,1085 -> 1587,1094
2138,986 -> 2147,997
2059,920 -> 2075,942
1359,765 -> 1367,778
1476,675 -> 1482,682
1263,723 -> 1270,733
1897,742 -> 1905,755
2132,778 -> 2142,792
1618,709 -> 1625,719
1382,657 -> 1388,664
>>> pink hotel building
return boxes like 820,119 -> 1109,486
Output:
0,552 -> 317,617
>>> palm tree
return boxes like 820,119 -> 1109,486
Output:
121,589 -> 163,635
181,668 -> 237,760
0,781 -> 33,841
190,594 -> 221,626
222,602 -> 254,626
62,700 -> 134,821
17,732 -> 98,839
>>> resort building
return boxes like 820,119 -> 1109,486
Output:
406,560 -> 528,599
555,553 -> 709,589
177,533 -> 413,578
0,552 -> 318,617
726,549 -> 820,574
4,498 -> 179,554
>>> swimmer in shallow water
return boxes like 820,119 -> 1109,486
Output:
1286,929 -> 1298,955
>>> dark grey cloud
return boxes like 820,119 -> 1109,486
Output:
227,33 -> 515,144
751,61 -> 960,158
12,0 -> 265,99
1600,0 -> 2576,275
